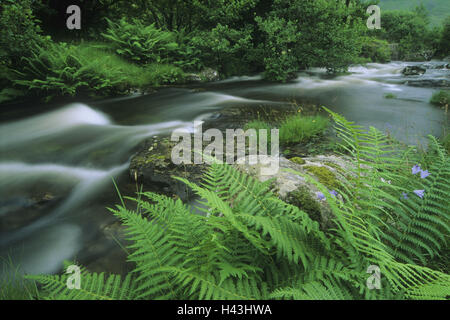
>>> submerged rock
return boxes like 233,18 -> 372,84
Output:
0,192 -> 60,233
405,79 -> 449,88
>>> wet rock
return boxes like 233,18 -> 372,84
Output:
401,65 -> 426,76
129,136 -> 207,201
186,68 -> 220,83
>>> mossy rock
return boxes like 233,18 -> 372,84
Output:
286,186 -> 321,223
289,157 -> 306,165
129,136 -> 206,200
304,165 -> 339,190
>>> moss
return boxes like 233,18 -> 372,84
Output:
290,157 -> 306,165
323,162 -> 346,175
286,186 -> 321,223
304,165 -> 339,189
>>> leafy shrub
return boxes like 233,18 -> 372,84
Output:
102,18 -> 178,65
256,16 -> 301,81
0,0 -> 47,68
375,8 -> 436,60
11,42 -> 176,101
189,24 -> 254,76
361,38 -> 392,63
430,90 -> 449,108
25,110 -> 449,300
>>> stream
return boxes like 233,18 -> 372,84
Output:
0,61 -> 448,277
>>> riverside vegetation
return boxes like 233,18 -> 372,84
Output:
1,0 -> 449,103
3,109 -> 448,300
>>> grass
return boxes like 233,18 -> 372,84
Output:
245,114 -> 329,146
0,257 -> 39,300
279,115 -> 329,145
430,90 -> 449,109
440,133 -> 450,154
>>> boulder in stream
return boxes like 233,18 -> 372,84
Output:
401,65 -> 426,76
186,68 -> 220,83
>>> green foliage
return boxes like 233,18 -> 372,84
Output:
361,37 -> 392,63
290,157 -> 306,165
437,16 -> 450,56
25,109 -> 449,300
9,42 -> 184,101
378,0 -> 450,26
0,258 -> 39,300
11,42 -> 133,100
286,186 -> 322,223
102,18 -> 178,65
189,24 -> 255,76
440,133 -> 450,154
0,0 -> 47,67
279,115 -> 329,145
257,0 -> 366,80
27,263 -> 135,300
325,106 -> 449,268
303,166 -> 339,190
244,120 -> 273,147
430,90 -> 449,108
255,16 -> 301,81
245,115 -> 329,146
375,8 -> 436,60
384,93 -> 397,99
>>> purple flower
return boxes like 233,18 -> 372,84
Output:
385,123 -> 393,130
329,190 -> 338,198
420,170 -> 430,179
411,165 -> 421,175
316,192 -> 326,200
413,190 -> 425,199
401,192 -> 408,200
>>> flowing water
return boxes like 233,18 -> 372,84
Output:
0,62 -> 448,276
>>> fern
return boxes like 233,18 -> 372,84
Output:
26,109 -> 449,300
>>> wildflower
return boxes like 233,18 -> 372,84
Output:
420,170 -> 430,179
380,177 -> 391,184
316,192 -> 326,200
329,190 -> 338,198
411,165 -> 421,175
401,192 -> 408,199
413,190 -> 425,198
